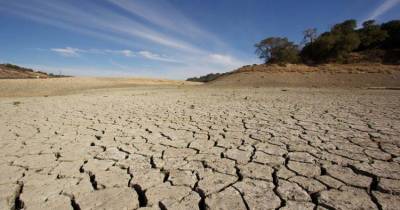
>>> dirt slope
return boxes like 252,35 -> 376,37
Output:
0,64 -> 50,79
208,63 -> 400,88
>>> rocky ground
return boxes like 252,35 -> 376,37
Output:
1,86 -> 400,210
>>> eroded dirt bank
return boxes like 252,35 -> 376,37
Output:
209,64 -> 400,88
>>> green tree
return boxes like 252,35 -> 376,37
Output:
300,19 -> 360,63
255,37 -> 300,64
381,20 -> 400,49
301,33 -> 337,63
333,31 -> 360,61
331,19 -> 357,34
331,20 -> 360,58
357,20 -> 388,50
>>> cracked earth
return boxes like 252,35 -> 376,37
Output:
1,87 -> 400,210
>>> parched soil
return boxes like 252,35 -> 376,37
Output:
0,77 -> 198,97
1,86 -> 400,210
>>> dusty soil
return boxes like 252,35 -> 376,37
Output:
1,85 -> 400,210
0,77 -> 198,97
209,63 -> 400,87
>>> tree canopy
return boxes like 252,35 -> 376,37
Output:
255,19 -> 400,64
255,37 -> 300,64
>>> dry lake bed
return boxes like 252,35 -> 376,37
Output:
1,84 -> 400,210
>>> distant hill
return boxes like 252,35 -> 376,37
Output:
0,64 -> 69,79
189,63 -> 400,88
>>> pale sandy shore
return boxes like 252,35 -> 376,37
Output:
0,82 -> 400,209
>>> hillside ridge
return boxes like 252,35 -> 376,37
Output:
0,64 -> 68,79
189,63 -> 400,88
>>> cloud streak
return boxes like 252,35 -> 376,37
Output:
208,54 -> 246,67
0,0 -> 203,53
365,0 -> 400,21
51,47 -> 135,57
51,47 -> 81,57
138,51 -> 181,63
106,0 -> 224,44
50,47 -> 183,63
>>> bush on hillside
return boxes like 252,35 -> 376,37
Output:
301,20 -> 361,63
186,73 -> 225,82
255,37 -> 300,64
1,63 -> 34,72
381,20 -> 400,49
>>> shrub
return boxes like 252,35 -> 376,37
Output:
255,37 -> 300,64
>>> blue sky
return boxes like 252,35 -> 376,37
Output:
0,0 -> 399,79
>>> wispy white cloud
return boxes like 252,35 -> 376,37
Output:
50,47 -> 135,57
100,49 -> 135,57
17,53 -> 256,79
0,0 -> 204,53
49,47 -> 183,63
51,47 -> 81,57
207,54 -> 246,67
138,51 -> 181,63
106,0 -> 225,45
118,50 -> 135,57
364,0 -> 400,21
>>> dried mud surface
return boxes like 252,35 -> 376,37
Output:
0,77 -> 197,97
1,87 -> 400,210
